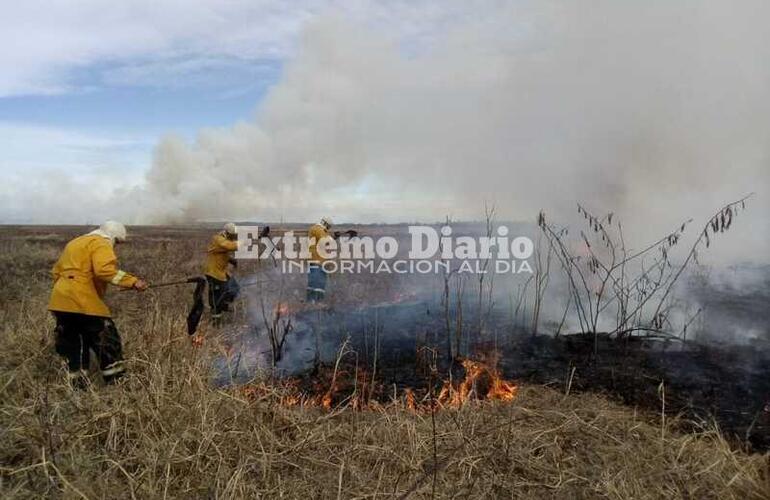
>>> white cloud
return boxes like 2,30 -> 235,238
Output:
100,56 -> 280,90
0,1 -> 308,95
0,0 -> 485,96
0,122 -> 153,222
0,122 -> 152,173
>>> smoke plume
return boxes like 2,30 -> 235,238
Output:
122,1 -> 768,259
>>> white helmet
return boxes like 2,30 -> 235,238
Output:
320,217 -> 333,228
90,220 -> 127,244
223,222 -> 237,235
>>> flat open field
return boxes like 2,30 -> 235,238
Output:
0,225 -> 767,499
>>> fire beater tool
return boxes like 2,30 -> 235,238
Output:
120,276 -> 207,336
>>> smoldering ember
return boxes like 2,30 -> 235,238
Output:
1,2 -> 769,499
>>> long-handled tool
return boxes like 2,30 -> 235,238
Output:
119,276 -> 204,292
119,276 -> 208,336
145,277 -> 207,336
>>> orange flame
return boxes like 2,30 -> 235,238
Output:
238,355 -> 518,412
404,388 -> 416,411
283,394 -> 301,406
321,390 -> 333,409
437,359 -> 518,407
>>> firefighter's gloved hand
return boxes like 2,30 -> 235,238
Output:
229,258 -> 238,268
133,279 -> 149,291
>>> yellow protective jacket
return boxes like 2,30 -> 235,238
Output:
48,234 -> 138,317
308,223 -> 332,263
205,232 -> 238,281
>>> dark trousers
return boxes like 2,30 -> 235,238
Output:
53,311 -> 125,383
206,275 -> 240,317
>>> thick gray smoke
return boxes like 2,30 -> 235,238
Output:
124,0 -> 769,260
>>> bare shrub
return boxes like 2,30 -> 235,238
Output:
537,195 -> 753,342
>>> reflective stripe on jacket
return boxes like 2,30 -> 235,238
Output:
48,234 -> 138,317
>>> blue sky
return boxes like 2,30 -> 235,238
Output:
0,69 -> 277,182
0,58 -> 282,179
0,0 -> 464,223
0,0 -> 310,224
0,61 -> 281,131
0,67 -> 281,222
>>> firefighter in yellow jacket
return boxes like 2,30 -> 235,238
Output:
204,222 -> 240,322
307,217 -> 333,302
48,221 -> 147,387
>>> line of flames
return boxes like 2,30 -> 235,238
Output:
240,358 -> 518,412
239,300 -> 518,410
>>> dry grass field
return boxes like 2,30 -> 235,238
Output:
0,226 -> 767,499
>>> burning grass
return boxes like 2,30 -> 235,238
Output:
239,355 -> 519,412
0,226 -> 768,498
